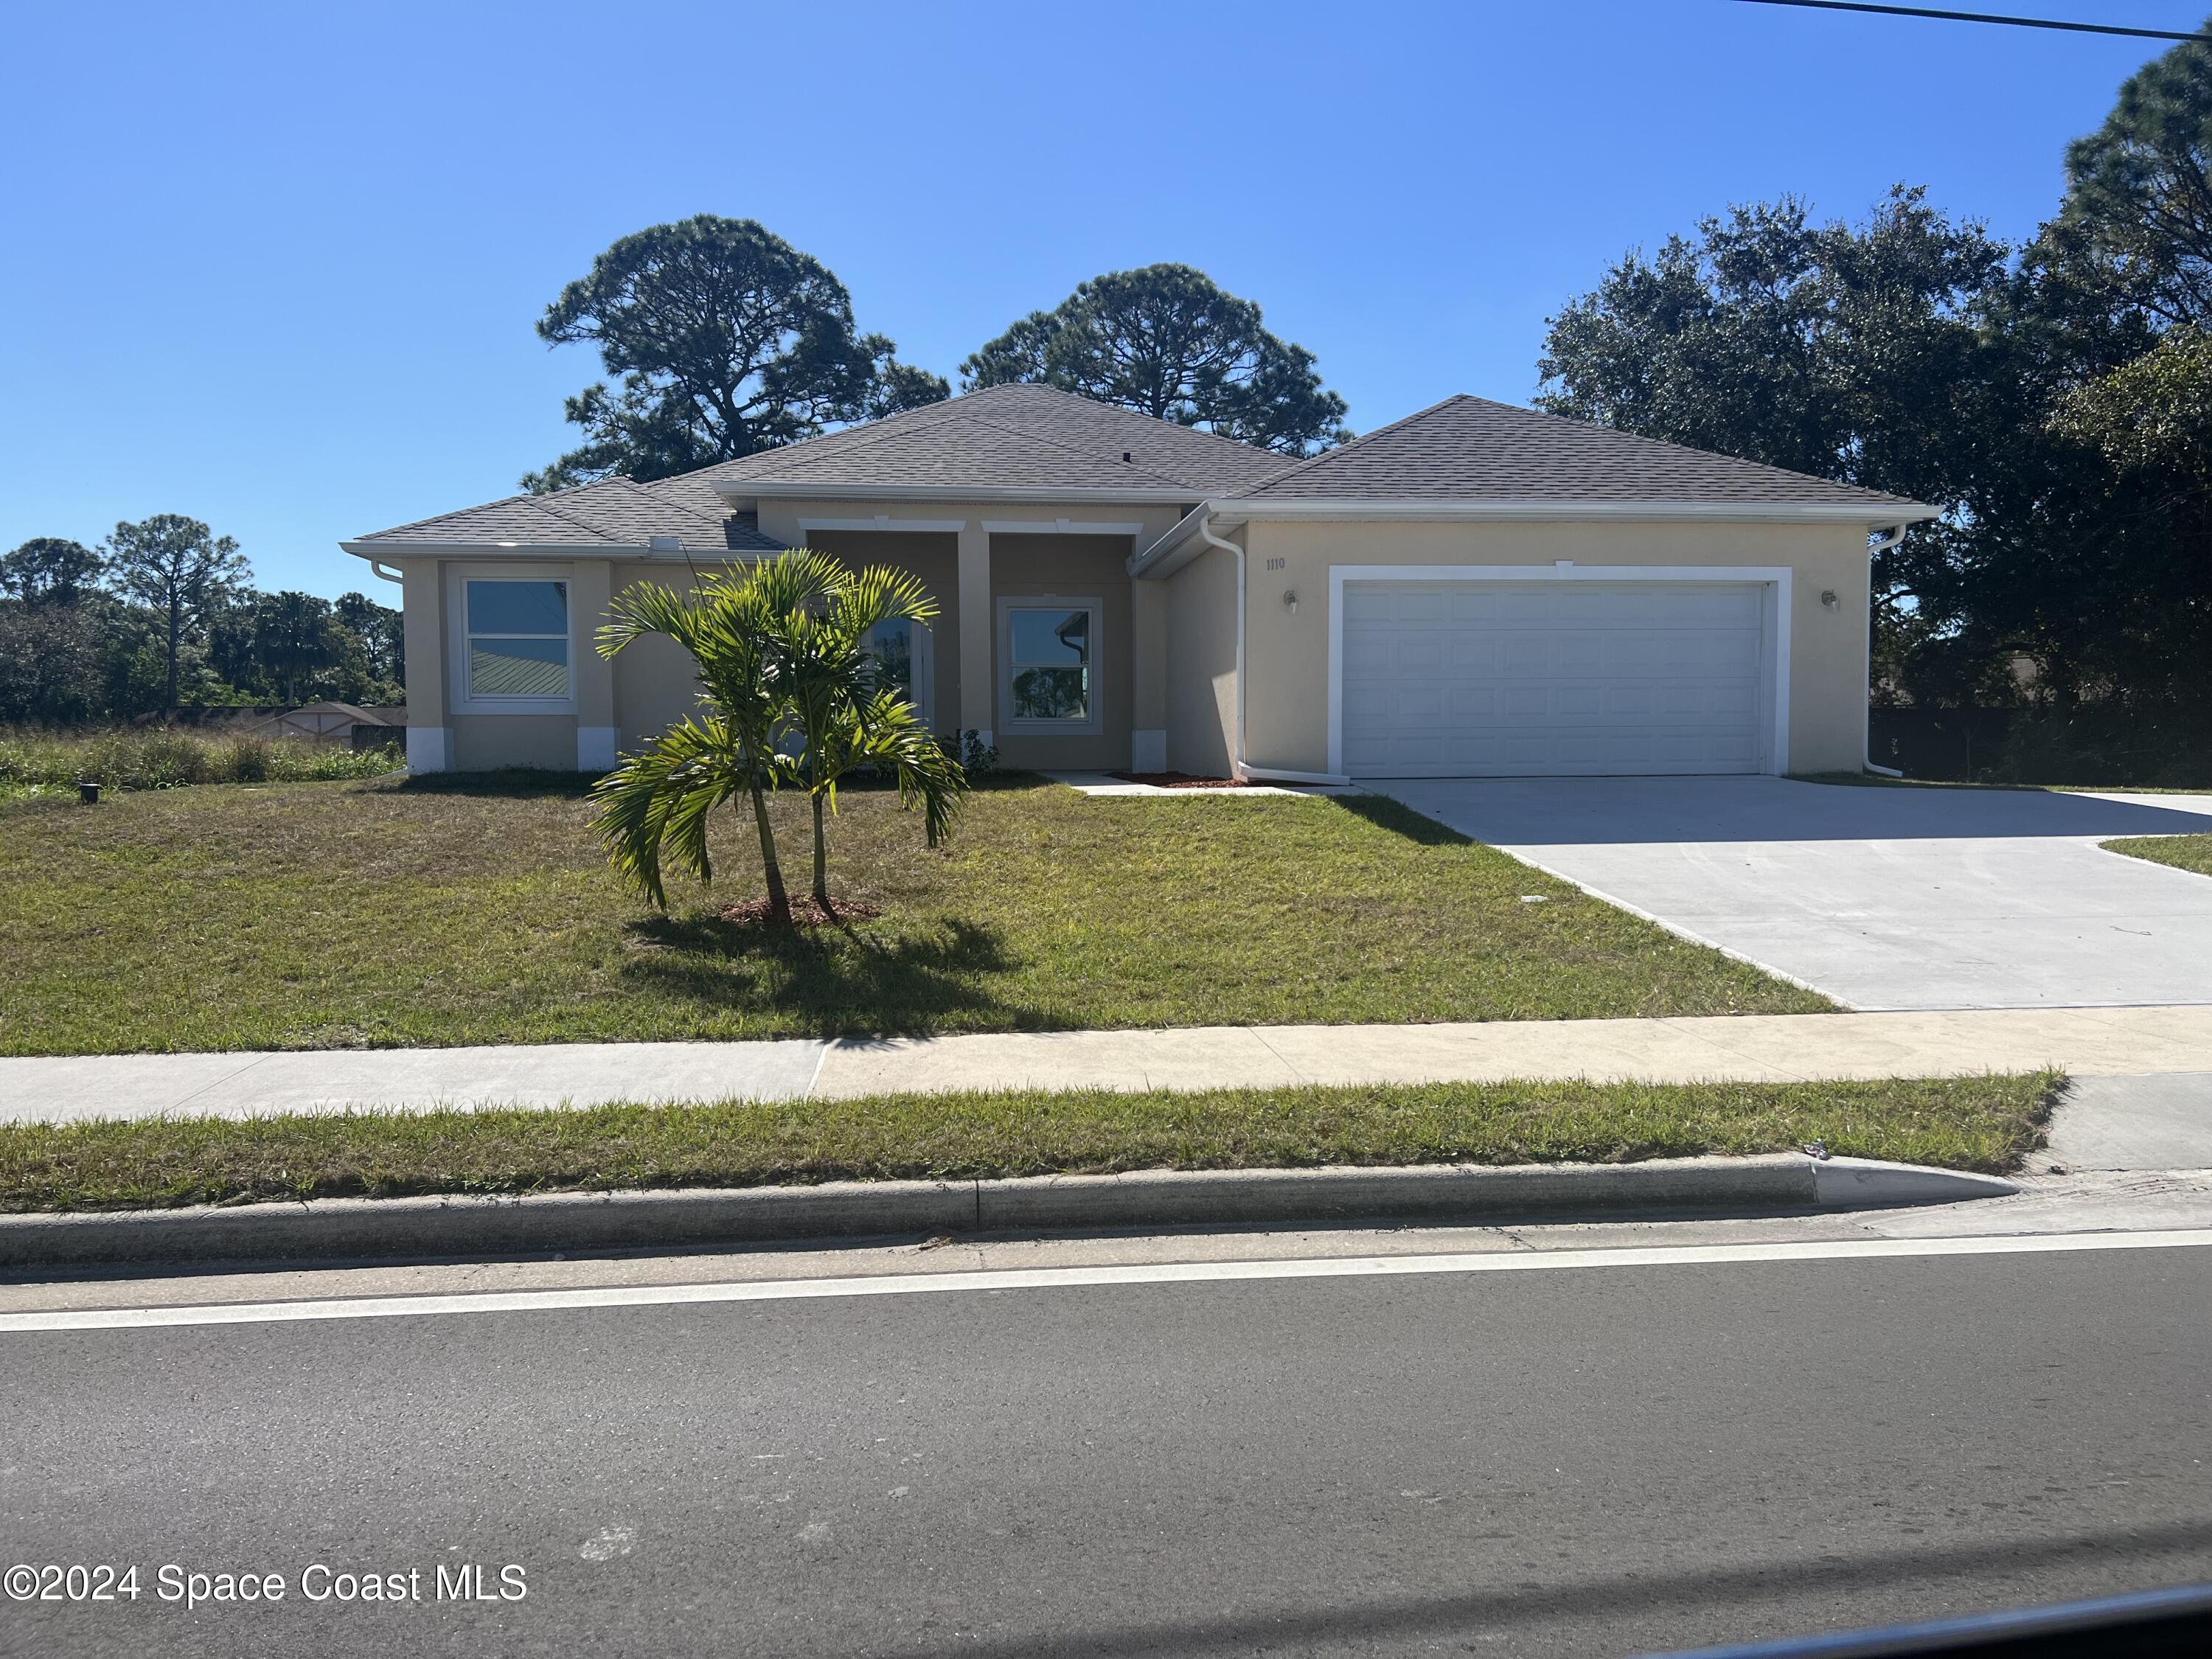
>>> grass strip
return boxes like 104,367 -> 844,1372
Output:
2103,834 -> 2212,877
0,1074 -> 2058,1213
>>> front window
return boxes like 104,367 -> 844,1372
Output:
466,580 -> 569,700
1007,605 -> 1093,723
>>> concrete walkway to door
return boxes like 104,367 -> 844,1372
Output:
1368,776 -> 2212,1012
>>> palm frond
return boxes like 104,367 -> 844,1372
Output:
849,691 -> 970,846
588,716 -> 748,908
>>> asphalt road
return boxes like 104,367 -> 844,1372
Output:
2,1240 -> 2209,1658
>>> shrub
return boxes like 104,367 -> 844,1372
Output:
0,726 -> 403,792
219,734 -> 274,783
954,728 -> 1001,779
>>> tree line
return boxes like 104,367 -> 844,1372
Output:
0,517 -> 403,723
1534,28 -> 2212,718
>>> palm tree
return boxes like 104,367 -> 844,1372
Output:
771,564 -> 967,906
591,554 -> 841,926
590,551 -> 967,925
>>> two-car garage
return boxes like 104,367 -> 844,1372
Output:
1332,574 -> 1782,779
1139,395 -> 1927,784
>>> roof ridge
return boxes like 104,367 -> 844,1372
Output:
695,394 -> 982,484
728,404 -> 991,480
1456,397 -> 1912,498
616,476 -> 737,526
681,394 -> 975,487
948,407 -> 1203,491
362,491 -> 582,543
521,493 -> 627,543
1239,393 -> 1472,494
1244,393 -> 1917,507
630,382 -> 1284,495
983,380 -> 1287,462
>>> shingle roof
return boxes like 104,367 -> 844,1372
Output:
352,387 -> 1928,553
697,383 -> 1289,496
358,475 -> 785,552
1240,394 -> 1927,511
352,384 -> 1289,549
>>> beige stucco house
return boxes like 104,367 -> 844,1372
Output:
342,385 -> 1935,783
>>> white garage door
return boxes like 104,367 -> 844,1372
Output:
1339,580 -> 1771,777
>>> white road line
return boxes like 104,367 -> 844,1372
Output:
4,1228 -> 2209,1335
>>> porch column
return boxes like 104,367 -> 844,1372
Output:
400,560 -> 453,773
571,559 -> 618,772
956,523 -> 992,745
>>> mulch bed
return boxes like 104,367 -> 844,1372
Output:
1108,771 -> 1252,790
717,895 -> 884,929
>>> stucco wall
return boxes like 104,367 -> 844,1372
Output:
608,566 -> 714,750
1164,542 -> 1239,776
396,560 -> 445,728
451,712 -> 577,772
1231,518 -> 1874,777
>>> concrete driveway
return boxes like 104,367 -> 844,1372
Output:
1368,776 -> 2212,1012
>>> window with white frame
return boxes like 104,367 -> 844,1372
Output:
464,579 -> 571,703
1000,598 -> 1100,731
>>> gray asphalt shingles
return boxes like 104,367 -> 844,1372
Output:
352,385 -> 1919,551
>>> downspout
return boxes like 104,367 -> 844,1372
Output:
1863,524 -> 1909,777
368,559 -> 404,585
1186,512 -> 1349,787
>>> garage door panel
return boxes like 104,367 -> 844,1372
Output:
1341,580 -> 1771,777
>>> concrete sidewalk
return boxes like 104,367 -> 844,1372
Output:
6,1004 -> 2211,1127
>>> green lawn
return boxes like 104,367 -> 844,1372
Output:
0,772 -> 1828,1056
2103,834 -> 2212,877
0,1074 -> 2053,1211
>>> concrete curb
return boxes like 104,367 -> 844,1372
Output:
0,1155 -> 2017,1270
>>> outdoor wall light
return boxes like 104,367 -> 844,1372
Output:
1820,589 -> 1840,610
1283,588 -> 1298,613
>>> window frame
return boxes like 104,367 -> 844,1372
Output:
447,563 -> 577,715
997,594 -> 1104,735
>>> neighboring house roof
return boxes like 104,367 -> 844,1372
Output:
1237,394 -> 1928,511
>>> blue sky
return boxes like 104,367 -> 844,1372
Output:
2,0 -> 2201,597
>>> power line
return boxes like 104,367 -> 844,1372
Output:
1732,1 -> 2212,43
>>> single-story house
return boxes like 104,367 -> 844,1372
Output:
342,385 -> 1935,783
